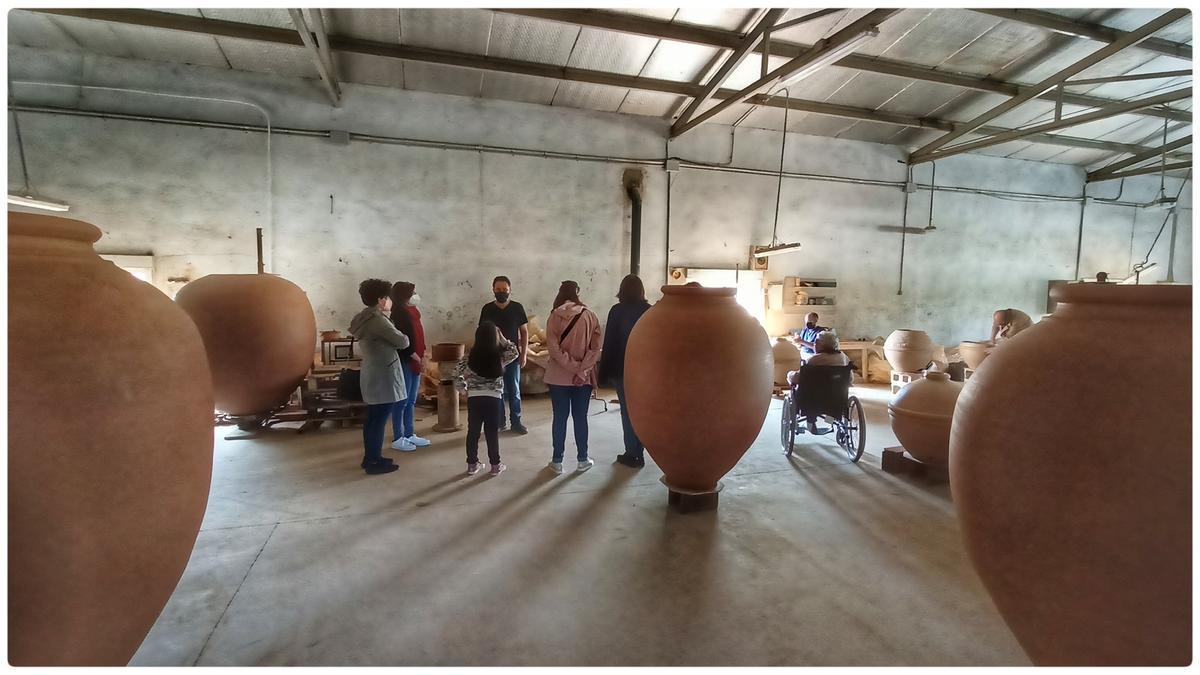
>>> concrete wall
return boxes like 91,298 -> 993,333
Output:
9,46 -> 1191,347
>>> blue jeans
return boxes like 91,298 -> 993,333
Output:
363,402 -> 393,464
391,366 -> 421,440
500,360 -> 522,427
613,378 -> 644,460
549,384 -> 592,462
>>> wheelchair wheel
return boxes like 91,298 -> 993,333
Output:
839,396 -> 866,463
780,396 -> 796,456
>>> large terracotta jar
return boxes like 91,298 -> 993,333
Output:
176,274 -> 317,416
949,284 -> 1191,665
8,213 -> 214,665
883,328 -> 933,372
958,340 -> 990,369
623,286 -> 772,492
888,371 -> 962,467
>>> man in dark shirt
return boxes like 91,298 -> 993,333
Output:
479,275 -> 529,434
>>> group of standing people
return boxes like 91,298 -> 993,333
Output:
348,280 -> 432,474
349,273 -> 653,476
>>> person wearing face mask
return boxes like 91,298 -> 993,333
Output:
478,275 -> 529,434
794,312 -> 829,361
348,279 -> 410,475
389,281 -> 430,451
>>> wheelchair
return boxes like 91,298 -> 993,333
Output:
779,363 -> 866,462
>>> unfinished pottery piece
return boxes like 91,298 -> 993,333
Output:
176,274 -> 316,416
950,283 -> 1191,665
888,371 -> 962,467
772,337 -> 802,385
624,285 -> 772,492
8,212 -> 214,665
883,329 -> 934,372
431,342 -> 465,362
958,340 -> 990,369
320,330 -> 342,341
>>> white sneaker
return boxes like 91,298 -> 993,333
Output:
548,462 -> 564,474
406,435 -> 432,447
467,462 -> 482,475
576,459 -> 594,473
391,438 -> 417,452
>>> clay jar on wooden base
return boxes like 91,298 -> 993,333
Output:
623,285 -> 772,493
950,283 -> 1191,665
8,213 -> 214,665
175,274 -> 317,416
958,340 -> 990,369
431,343 -> 465,432
884,329 -> 934,372
888,371 -> 962,467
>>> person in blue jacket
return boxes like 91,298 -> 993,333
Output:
597,274 -> 652,468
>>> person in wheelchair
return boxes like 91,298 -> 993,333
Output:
788,331 -> 850,433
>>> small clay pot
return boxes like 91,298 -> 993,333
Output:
884,329 -> 934,372
321,330 -> 342,341
431,342 -> 465,362
888,371 -> 962,467
959,340 -> 991,369
623,286 -> 772,492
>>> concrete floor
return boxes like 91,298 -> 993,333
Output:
131,385 -> 1029,666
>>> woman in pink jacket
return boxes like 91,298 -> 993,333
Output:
544,280 -> 603,474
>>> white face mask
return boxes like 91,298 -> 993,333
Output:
409,293 -> 420,306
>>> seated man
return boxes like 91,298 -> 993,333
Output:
789,331 -> 850,433
991,307 -> 1033,343
793,312 -> 829,361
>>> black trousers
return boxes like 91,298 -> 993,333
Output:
466,396 -> 502,465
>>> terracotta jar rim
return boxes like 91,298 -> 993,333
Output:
9,212 -> 101,244
659,285 -> 736,298
1051,283 -> 1190,307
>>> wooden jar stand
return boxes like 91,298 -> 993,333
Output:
881,446 -> 949,482
662,477 -> 724,513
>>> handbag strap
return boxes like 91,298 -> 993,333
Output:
559,311 -> 584,342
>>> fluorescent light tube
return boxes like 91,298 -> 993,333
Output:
8,194 -> 70,212
775,28 -> 880,90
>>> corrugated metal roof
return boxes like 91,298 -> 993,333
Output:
481,72 -> 560,106
485,12 -> 578,66
333,52 -> 404,89
567,27 -> 658,75
323,8 -> 400,44
552,80 -> 628,112
618,89 -> 682,117
7,10 -> 84,51
402,61 -> 483,98
6,7 -> 1192,168
400,8 -> 492,55
213,37 -> 316,79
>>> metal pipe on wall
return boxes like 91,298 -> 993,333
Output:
1073,186 -> 1088,280
627,183 -> 642,276
897,176 -> 910,295
10,102 -> 1167,207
